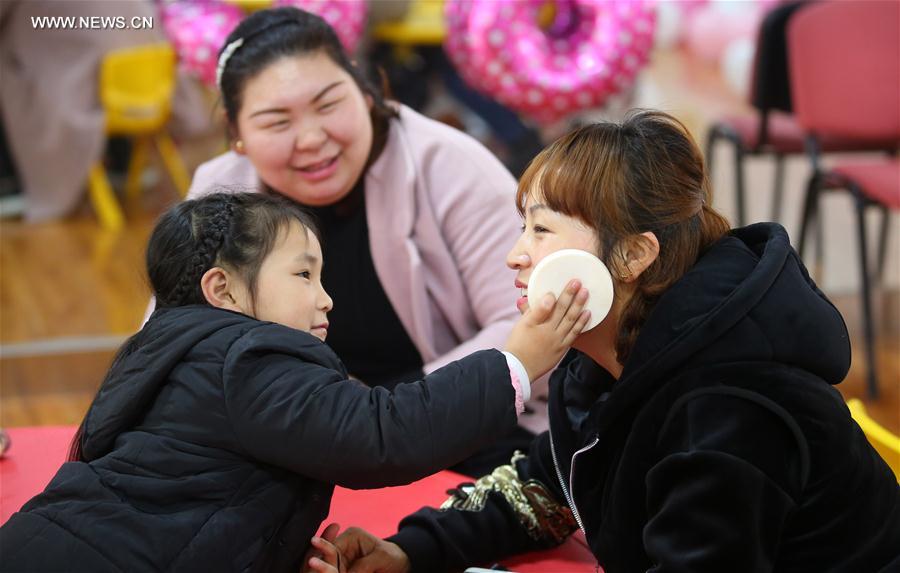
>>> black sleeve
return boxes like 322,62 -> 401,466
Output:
388,431 -> 578,573
222,325 -> 519,489
644,387 -> 808,572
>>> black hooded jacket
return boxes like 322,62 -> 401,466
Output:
0,306 -> 518,572
391,224 -> 900,572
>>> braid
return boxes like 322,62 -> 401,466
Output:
170,197 -> 237,306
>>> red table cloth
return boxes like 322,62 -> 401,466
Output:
0,426 -> 596,572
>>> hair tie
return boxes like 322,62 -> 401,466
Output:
216,37 -> 244,90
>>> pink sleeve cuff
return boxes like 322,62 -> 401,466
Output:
501,351 -> 531,417
510,367 -> 526,416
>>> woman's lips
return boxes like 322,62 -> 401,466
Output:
515,281 -> 528,313
516,295 -> 528,313
295,155 -> 339,182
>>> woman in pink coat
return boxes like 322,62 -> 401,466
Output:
186,6 -> 537,475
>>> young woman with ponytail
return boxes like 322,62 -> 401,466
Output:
325,110 -> 900,573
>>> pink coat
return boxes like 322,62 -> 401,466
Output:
188,105 -> 549,432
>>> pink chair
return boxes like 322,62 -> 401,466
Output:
706,1 -> 810,227
788,0 -> 900,398
704,1 -> 893,227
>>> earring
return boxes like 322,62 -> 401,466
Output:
234,140 -> 244,152
619,268 -> 633,281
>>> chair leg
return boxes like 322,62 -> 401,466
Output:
797,172 -> 820,260
705,128 -> 718,179
876,205 -> 891,285
88,163 -> 124,231
155,132 -> 190,198
734,143 -> 747,227
814,209 -> 825,283
124,138 -> 149,202
853,191 -> 879,399
771,154 -> 785,223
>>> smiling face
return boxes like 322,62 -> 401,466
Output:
234,52 -> 374,206
236,221 -> 333,340
506,191 -> 600,314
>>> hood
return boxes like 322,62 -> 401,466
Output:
621,223 -> 850,385
551,223 -> 851,478
80,306 -> 341,461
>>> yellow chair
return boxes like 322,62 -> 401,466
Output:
222,0 -> 273,13
372,0 -> 446,47
89,43 -> 189,231
848,399 -> 900,481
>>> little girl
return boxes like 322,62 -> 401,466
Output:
0,192 -> 589,572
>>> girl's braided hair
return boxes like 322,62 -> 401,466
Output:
68,191 -> 318,463
147,191 -> 318,311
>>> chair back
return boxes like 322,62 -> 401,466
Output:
749,1 -> 810,114
788,0 -> 900,142
100,43 -> 176,134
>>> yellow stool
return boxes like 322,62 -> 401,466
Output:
848,398 -> 900,481
89,43 -> 189,231
222,0 -> 273,13
372,0 -> 447,47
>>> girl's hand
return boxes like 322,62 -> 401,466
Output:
503,279 -> 590,382
303,523 -> 346,573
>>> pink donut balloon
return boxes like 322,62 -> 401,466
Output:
275,0 -> 368,54
445,0 -> 656,125
160,1 -> 244,87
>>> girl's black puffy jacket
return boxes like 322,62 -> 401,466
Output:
0,306 -> 518,572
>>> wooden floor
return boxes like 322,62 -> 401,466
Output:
1,47 -> 898,436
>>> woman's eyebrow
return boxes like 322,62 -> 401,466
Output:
247,82 -> 344,118
248,107 -> 289,119
311,81 -> 343,103
528,203 -> 548,215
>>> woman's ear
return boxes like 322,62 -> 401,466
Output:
200,267 -> 247,313
620,232 -> 660,283
227,121 -> 245,155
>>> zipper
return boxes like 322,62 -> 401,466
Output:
548,427 -> 599,535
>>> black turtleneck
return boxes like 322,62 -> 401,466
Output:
307,182 -> 423,390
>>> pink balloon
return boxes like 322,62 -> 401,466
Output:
160,1 -> 244,87
275,0 -> 367,54
160,1 -> 367,88
444,0 -> 656,125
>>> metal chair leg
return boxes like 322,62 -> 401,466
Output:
734,142 -> 747,227
772,154 -> 785,223
853,189 -> 879,399
797,172 -> 820,259
706,125 -> 747,227
876,205 -> 891,285
705,127 -> 718,177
